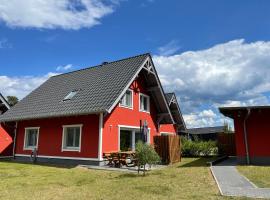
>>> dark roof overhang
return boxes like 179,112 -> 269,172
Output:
219,106 -> 270,119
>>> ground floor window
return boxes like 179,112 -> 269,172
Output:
120,128 -> 149,151
62,124 -> 82,152
24,127 -> 39,150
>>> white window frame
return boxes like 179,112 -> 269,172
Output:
139,93 -> 150,113
62,124 -> 83,152
119,89 -> 133,109
23,127 -> 40,150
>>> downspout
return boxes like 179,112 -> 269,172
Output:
12,122 -> 18,159
243,109 -> 251,165
98,113 -> 104,161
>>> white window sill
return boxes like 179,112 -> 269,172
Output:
62,148 -> 80,152
139,110 -> 150,114
119,104 -> 133,110
23,147 -> 37,151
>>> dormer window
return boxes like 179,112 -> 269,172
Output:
120,89 -> 133,109
63,90 -> 78,101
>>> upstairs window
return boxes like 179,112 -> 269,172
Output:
24,127 -> 39,150
62,125 -> 82,152
140,93 -> 150,112
120,89 -> 133,109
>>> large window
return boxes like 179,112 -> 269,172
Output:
120,89 -> 133,109
119,128 -> 150,151
24,127 -> 39,150
62,125 -> 82,152
139,93 -> 150,112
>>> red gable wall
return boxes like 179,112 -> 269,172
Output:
103,75 -> 176,153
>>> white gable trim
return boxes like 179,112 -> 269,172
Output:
0,93 -> 10,110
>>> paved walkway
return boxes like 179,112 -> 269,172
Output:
211,158 -> 270,199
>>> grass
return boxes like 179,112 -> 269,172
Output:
237,165 -> 270,188
0,158 -> 247,200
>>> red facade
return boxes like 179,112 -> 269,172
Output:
2,77 -> 177,162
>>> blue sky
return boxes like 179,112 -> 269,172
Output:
1,0 -> 270,128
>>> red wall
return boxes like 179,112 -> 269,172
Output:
233,110 -> 270,157
15,115 -> 99,158
103,75 -> 161,153
159,124 -> 177,135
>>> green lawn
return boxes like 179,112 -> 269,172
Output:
0,158 -> 246,200
237,165 -> 270,188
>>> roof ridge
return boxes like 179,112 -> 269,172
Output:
51,52 -> 150,78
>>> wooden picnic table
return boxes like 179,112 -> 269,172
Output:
103,151 -> 136,167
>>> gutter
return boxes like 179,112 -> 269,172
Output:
243,108 -> 251,165
12,122 -> 18,158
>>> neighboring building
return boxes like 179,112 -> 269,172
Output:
0,93 -> 10,114
220,106 -> 270,165
0,53 -> 185,165
182,126 -> 225,141
159,93 -> 186,135
0,93 -> 13,157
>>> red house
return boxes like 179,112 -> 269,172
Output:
220,106 -> 270,165
0,53 -> 186,165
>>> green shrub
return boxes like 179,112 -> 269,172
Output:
181,137 -> 218,157
135,141 -> 160,175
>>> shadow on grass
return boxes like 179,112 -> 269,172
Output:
179,157 -> 217,168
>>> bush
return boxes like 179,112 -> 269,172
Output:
181,137 -> 218,157
135,141 -> 160,175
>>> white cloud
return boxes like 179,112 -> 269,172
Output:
0,73 -> 57,99
0,0 -> 120,30
56,64 -> 73,72
154,39 -> 270,127
183,110 -> 219,128
157,40 -> 181,56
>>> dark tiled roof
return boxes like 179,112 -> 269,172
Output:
187,126 -> 224,135
0,54 -> 150,121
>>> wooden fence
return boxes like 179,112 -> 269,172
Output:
154,135 -> 181,164
217,133 -> 236,156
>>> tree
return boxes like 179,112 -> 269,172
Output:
135,141 -> 160,176
7,96 -> 18,106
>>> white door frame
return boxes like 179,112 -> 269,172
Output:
118,125 -> 150,151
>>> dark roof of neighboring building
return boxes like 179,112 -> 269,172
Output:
0,53 -> 174,123
184,126 -> 224,135
0,93 -> 10,114
165,93 -> 186,130
219,106 -> 270,118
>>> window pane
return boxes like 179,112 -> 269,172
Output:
126,91 -> 131,106
66,128 -> 74,147
26,129 -> 37,148
75,128 -> 80,147
143,97 -> 148,111
65,127 -> 81,148
140,96 -> 143,110
135,131 -> 145,143
120,90 -> 132,107
120,130 -> 132,151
